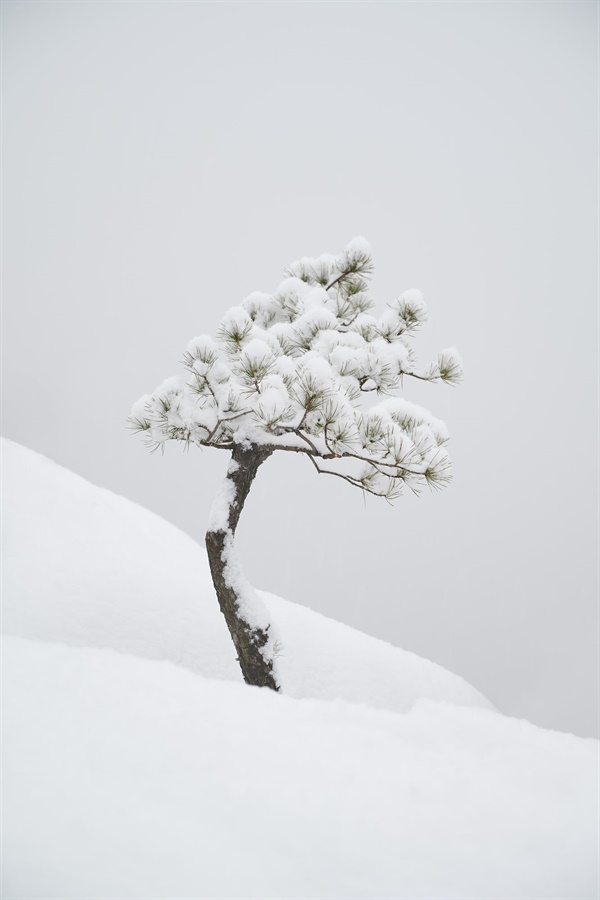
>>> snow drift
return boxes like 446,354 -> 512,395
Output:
1,438 -> 598,899
1,437 -> 489,712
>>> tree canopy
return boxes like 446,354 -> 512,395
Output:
130,238 -> 462,501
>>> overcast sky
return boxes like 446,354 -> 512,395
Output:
3,0 -> 598,737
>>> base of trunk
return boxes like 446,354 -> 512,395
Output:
206,529 -> 279,691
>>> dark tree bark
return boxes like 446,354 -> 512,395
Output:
205,443 -> 279,691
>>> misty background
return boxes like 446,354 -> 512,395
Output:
3,0 -> 597,737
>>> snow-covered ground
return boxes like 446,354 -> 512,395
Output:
2,438 -> 598,899
1,437 -> 489,712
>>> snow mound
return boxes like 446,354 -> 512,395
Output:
1,437 -> 489,712
3,635 -> 598,900
2,438 -> 598,898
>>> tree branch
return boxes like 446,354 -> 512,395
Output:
306,454 -> 395,500
291,428 -> 320,455
402,370 -> 437,383
325,272 -> 345,292
206,409 -> 253,443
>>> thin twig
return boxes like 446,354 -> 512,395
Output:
307,455 -> 393,499
325,272 -> 345,292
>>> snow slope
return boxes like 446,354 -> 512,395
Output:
1,437 -> 489,712
2,438 -> 598,899
4,635 -> 597,900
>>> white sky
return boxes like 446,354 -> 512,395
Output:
3,0 -> 598,737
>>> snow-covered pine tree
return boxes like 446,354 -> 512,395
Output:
130,239 -> 462,692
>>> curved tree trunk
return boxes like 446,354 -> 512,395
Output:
205,443 -> 279,691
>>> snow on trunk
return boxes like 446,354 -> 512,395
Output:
205,443 -> 280,690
